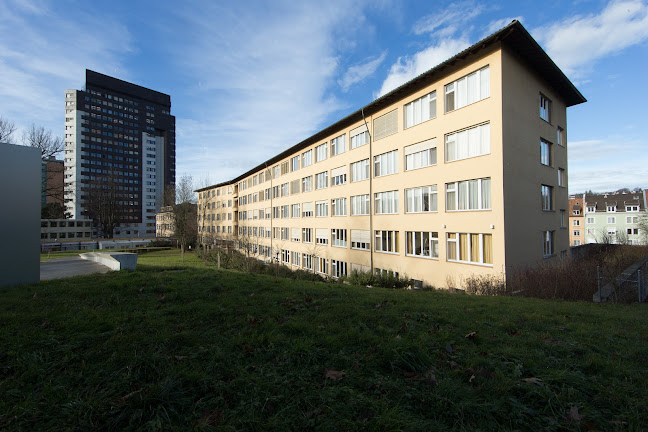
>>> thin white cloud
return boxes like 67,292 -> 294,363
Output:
412,0 -> 484,36
568,137 -> 648,193
0,0 -> 132,137
172,1 -> 368,185
533,0 -> 648,79
338,51 -> 387,92
376,37 -> 470,98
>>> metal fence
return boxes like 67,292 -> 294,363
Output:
594,254 -> 648,303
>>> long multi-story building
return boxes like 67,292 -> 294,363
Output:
583,191 -> 646,245
196,21 -> 585,288
64,70 -> 176,238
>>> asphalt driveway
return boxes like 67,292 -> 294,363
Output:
40,256 -> 112,281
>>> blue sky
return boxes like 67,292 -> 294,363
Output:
1,0 -> 647,193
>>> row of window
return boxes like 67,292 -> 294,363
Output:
230,179 -> 491,219
235,229 -> 493,265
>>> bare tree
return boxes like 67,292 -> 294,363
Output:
85,171 -> 123,239
0,116 -> 17,143
638,215 -> 648,245
172,175 -> 197,261
22,124 -> 63,158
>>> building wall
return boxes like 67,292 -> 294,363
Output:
568,196 -> 585,246
41,219 -> 93,241
198,42 -> 576,288
0,143 -> 41,287
584,192 -> 645,244
501,45 -> 570,267
64,70 -> 175,238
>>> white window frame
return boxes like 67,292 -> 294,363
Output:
350,159 -> 370,182
445,122 -> 490,163
445,66 -> 490,113
445,178 -> 491,211
315,143 -> 328,162
375,230 -> 399,254
374,150 -> 398,177
405,231 -> 439,259
350,194 -> 370,216
330,134 -> 346,157
374,190 -> 399,215
405,185 -> 437,213
331,197 -> 347,216
404,91 -> 437,128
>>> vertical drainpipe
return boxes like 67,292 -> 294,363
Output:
362,108 -> 373,273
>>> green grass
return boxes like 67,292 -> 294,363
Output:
2,250 -> 647,431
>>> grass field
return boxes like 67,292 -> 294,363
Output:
1,249 -> 647,431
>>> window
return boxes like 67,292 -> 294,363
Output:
292,203 -> 300,218
351,229 -> 370,250
302,228 -> 313,243
573,230 -> 581,236
291,155 -> 300,172
404,91 -> 436,128
445,123 -> 490,162
540,139 -> 552,166
626,206 -> 639,212
302,150 -> 313,167
350,194 -> 370,216
558,168 -> 565,187
290,179 -> 300,195
331,229 -> 347,248
541,185 -> 553,211
315,143 -> 328,162
281,249 -> 290,264
374,150 -> 398,177
291,251 -> 301,267
272,165 -> 280,179
302,253 -> 313,270
543,231 -> 554,257
373,109 -> 398,141
315,200 -> 328,217
281,161 -> 289,175
628,228 -> 639,235
332,198 -> 347,216
291,228 -> 301,242
446,178 -> 491,211
573,209 -> 581,215
607,216 -> 616,224
330,166 -> 346,186
406,231 -> 439,258
331,134 -> 346,156
281,182 -> 289,197
302,175 -> 313,192
607,206 -> 616,212
560,209 -> 566,227
350,159 -> 370,182
331,260 -> 347,278
316,257 -> 329,275
573,219 -> 580,226
350,125 -> 369,149
540,93 -> 552,123
445,66 -> 489,113
273,185 -> 279,198
627,216 -> 639,224
587,206 -> 595,212
557,127 -> 564,146
405,139 -> 437,171
315,228 -> 328,245
281,228 -> 289,241
587,217 -> 595,224
302,202 -> 313,218
374,190 -> 399,214
375,230 -> 399,253
574,240 -> 581,246
315,172 -> 328,189
447,233 -> 493,264
405,185 -> 437,213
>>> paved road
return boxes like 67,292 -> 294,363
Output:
40,256 -> 112,281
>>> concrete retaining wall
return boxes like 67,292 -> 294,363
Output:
80,252 -> 137,271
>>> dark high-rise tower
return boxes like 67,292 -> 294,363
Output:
64,70 -> 175,237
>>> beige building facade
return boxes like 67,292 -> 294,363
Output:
196,21 -> 585,288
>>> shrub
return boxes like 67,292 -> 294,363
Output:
464,274 -> 507,296
345,269 -> 411,289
